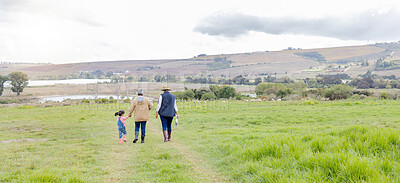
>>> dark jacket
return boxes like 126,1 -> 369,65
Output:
158,92 -> 176,117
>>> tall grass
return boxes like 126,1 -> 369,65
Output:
175,100 -> 400,182
2,100 -> 400,182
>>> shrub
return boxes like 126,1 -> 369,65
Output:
323,85 -> 354,100
256,83 -> 286,96
217,86 -> 236,99
175,90 -> 195,100
235,95 -> 242,100
353,90 -> 373,96
183,90 -> 195,100
123,98 -> 131,103
81,99 -> 90,104
276,88 -> 293,98
200,92 -> 216,100
381,92 -> 389,99
17,105 -> 35,109
174,91 -> 185,100
195,88 -> 211,99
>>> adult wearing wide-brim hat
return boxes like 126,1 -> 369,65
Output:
155,86 -> 179,142
128,89 -> 153,143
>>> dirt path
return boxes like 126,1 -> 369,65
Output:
149,120 -> 229,183
103,136 -> 136,182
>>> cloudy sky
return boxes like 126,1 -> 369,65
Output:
1,0 -> 400,64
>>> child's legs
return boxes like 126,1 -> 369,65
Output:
160,116 -> 168,131
119,126 -> 126,139
118,127 -> 123,139
141,121 -> 147,136
135,122 -> 141,132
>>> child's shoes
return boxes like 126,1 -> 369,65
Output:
123,135 -> 127,142
119,139 -> 124,143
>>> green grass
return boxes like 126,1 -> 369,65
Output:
1,100 -> 400,182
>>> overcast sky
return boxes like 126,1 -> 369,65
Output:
1,0 -> 400,64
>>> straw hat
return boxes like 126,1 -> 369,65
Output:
161,86 -> 171,91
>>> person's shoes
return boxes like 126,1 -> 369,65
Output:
141,135 -> 145,143
133,131 -> 139,143
163,131 -> 168,142
167,132 -> 171,141
119,139 -> 123,143
123,135 -> 127,142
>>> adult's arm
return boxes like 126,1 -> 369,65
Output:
155,95 -> 162,118
128,98 -> 136,117
174,99 -> 179,119
148,98 -> 154,110
156,95 -> 162,112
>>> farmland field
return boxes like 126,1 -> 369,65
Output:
1,100 -> 400,182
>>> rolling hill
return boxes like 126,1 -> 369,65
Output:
1,42 -> 400,80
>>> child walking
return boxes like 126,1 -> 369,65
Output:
115,110 -> 129,143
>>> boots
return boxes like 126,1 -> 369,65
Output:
167,132 -> 171,141
119,138 -> 123,143
163,131 -> 168,142
123,135 -> 127,142
141,135 -> 145,143
133,131 -> 139,143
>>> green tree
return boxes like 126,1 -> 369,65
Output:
0,75 -> 8,96
217,86 -> 236,99
9,72 -> 28,96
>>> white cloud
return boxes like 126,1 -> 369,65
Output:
0,0 -> 399,63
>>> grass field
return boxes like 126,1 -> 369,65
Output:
1,100 -> 400,182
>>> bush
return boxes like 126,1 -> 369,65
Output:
175,90 -> 195,100
352,90 -> 373,96
256,83 -> 294,98
81,99 -> 90,104
195,88 -> 211,99
323,85 -> 354,100
17,105 -> 35,109
0,100 -> 8,104
183,90 -> 195,100
381,92 -> 389,99
217,86 -> 236,99
200,92 -> 216,100
174,91 -> 185,100
123,98 -> 131,103
276,88 -> 293,98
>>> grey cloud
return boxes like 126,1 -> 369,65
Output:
194,10 -> 400,40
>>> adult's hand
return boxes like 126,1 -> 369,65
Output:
176,114 -> 179,119
155,113 -> 158,119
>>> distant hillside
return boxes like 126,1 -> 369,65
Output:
2,42 -> 400,79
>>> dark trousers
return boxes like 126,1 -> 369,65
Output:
160,115 -> 173,132
135,121 -> 147,136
